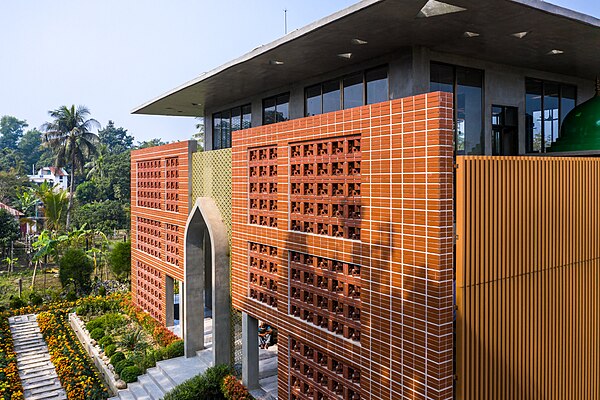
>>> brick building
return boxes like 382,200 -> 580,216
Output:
129,1 -> 600,399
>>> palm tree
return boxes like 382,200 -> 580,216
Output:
41,105 -> 100,230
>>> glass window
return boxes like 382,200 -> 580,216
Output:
212,104 -> 251,150
322,80 -> 341,114
242,105 -> 252,130
263,93 -> 290,125
343,73 -> 363,109
306,85 -> 322,116
525,79 -> 576,153
431,62 -> 484,155
366,67 -> 388,105
213,113 -> 222,150
456,68 -> 483,155
263,97 -> 276,125
430,63 -> 453,94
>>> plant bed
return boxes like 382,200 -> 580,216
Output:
37,310 -> 109,400
163,365 -> 254,400
0,315 -> 24,400
75,293 -> 183,387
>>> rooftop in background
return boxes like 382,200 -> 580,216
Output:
132,0 -> 600,117
0,202 -> 23,217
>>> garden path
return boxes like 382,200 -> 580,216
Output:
8,314 -> 67,400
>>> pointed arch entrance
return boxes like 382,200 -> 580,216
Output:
183,198 -> 231,365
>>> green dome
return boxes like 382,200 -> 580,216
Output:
549,83 -> 600,154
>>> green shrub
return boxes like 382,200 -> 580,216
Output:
121,366 -> 142,383
90,327 -> 105,341
29,292 -> 43,306
104,344 -> 117,358
163,364 -> 231,400
66,290 -> 77,302
86,319 -> 103,332
99,336 -> 114,348
165,340 -> 184,358
115,359 -> 134,376
59,249 -> 94,291
98,286 -> 107,296
110,241 -> 131,281
9,295 -> 26,309
119,329 -> 147,351
102,313 -> 126,330
110,351 -> 125,366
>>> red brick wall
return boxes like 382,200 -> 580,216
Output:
130,141 -> 193,323
232,93 -> 454,400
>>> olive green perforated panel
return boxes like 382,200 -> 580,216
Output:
191,149 -> 241,369
191,149 -> 232,242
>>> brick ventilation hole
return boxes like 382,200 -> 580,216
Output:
165,223 -> 180,266
248,242 -> 279,308
289,251 -> 361,342
137,159 -> 163,209
290,137 -> 361,240
289,337 -> 361,400
165,157 -> 180,212
137,217 -> 162,259
249,146 -> 278,228
136,261 -> 164,322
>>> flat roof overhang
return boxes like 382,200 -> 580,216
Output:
132,0 -> 600,117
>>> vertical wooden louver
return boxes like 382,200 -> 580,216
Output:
455,156 -> 600,399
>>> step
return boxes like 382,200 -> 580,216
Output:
138,374 -> 164,400
128,382 -> 152,400
25,389 -> 66,400
117,391 -> 136,400
147,367 -> 174,394
24,380 -> 62,393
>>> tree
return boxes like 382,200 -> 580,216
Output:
41,105 -> 100,230
17,129 -> 48,173
35,182 -> 68,231
0,116 -> 28,151
110,241 -> 131,280
0,170 -> 30,204
72,200 -> 129,233
0,209 -> 19,248
193,117 -> 205,151
0,148 -> 25,174
98,121 -> 134,154
58,248 -> 94,292
136,139 -> 166,149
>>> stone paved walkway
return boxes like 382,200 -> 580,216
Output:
8,314 -> 67,400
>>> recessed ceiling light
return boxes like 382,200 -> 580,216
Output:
269,60 -> 284,65
511,31 -> 529,39
547,49 -> 564,55
177,110 -> 183,113
191,103 -> 200,106
165,107 -> 174,110
463,31 -> 480,38
351,38 -> 368,45
417,0 -> 467,18
337,53 -> 353,59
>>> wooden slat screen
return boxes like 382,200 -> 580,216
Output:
455,156 -> 600,399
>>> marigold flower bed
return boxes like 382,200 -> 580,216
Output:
37,310 -> 109,400
0,317 -> 24,400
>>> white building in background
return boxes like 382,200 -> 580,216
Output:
28,167 -> 69,191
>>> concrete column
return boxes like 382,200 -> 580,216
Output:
165,276 -> 174,327
242,312 -> 259,390
184,222 -> 205,357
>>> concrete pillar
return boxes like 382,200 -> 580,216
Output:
165,275 -> 174,327
242,312 -> 259,390
184,221 -> 205,357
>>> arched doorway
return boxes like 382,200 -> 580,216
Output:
183,198 -> 231,365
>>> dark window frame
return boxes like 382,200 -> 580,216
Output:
430,61 -> 485,156
262,93 -> 290,125
212,104 -> 252,150
525,78 -> 577,153
303,65 -> 389,117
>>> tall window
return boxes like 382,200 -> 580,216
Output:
431,62 -> 484,155
525,79 -> 576,153
263,93 -> 290,125
213,104 -> 251,150
304,66 -> 389,116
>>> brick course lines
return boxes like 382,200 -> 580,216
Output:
231,93 -> 454,400
131,141 -> 193,323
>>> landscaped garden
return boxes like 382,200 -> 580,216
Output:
74,293 -> 184,384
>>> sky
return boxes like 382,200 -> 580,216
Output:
1,0 -> 599,144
